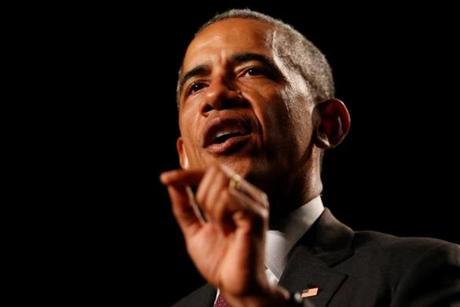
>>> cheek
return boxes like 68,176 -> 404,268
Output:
180,108 -> 200,139
263,88 -> 294,129
263,89 -> 313,157
282,87 -> 313,132
179,112 -> 209,166
249,88 -> 294,149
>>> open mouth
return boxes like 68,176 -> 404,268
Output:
213,130 -> 247,144
203,115 -> 253,154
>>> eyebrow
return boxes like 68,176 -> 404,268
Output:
178,52 -> 280,96
232,53 -> 276,69
178,65 -> 209,97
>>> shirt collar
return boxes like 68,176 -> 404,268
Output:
265,196 -> 324,281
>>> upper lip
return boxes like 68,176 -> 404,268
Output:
202,113 -> 253,148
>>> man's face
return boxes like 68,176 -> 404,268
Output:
177,18 -> 316,182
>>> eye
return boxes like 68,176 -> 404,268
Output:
244,67 -> 265,76
187,82 -> 207,96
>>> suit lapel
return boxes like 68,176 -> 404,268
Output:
173,284 -> 216,307
279,209 -> 354,306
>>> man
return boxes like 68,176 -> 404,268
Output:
161,9 -> 460,307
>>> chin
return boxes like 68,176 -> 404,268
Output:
213,155 -> 255,177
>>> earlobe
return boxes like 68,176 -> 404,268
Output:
314,99 -> 351,149
176,137 -> 190,169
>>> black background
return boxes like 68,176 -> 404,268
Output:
23,1 -> 459,305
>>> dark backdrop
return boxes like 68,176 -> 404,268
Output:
32,1 -> 459,305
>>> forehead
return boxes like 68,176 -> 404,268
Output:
182,18 -> 274,73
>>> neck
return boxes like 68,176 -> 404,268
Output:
248,160 -> 323,226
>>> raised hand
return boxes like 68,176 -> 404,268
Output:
161,164 -> 289,306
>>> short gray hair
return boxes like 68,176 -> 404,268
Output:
177,9 -> 335,106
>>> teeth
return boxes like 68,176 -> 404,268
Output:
215,130 -> 241,139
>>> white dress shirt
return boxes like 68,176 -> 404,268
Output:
215,196 -> 324,303
265,196 -> 324,284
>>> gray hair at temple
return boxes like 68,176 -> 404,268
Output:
176,9 -> 335,107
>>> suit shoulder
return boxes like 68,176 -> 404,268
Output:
354,230 -> 458,249
172,284 -> 215,307
353,230 -> 459,264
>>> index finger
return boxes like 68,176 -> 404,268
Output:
160,169 -> 205,187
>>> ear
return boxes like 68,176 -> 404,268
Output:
314,99 -> 351,149
176,137 -> 190,169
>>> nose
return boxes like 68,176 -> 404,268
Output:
201,77 -> 243,114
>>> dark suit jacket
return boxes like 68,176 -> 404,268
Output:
173,209 -> 460,306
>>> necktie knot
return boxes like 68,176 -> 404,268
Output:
214,292 -> 231,307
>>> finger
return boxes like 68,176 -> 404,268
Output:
228,187 -> 268,219
235,179 -> 269,208
210,187 -> 268,235
212,189 -> 237,234
196,166 -> 228,221
220,166 -> 268,208
166,184 -> 202,237
160,169 -> 205,187
195,164 -> 219,209
185,186 -> 206,224
228,188 -> 268,235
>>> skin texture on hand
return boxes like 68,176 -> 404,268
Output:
160,164 -> 289,306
